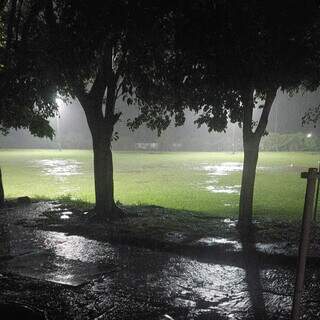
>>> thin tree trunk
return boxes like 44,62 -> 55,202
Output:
240,231 -> 267,319
238,87 -> 277,228
239,138 -> 260,227
0,167 -> 4,207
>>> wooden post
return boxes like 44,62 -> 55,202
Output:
291,168 -> 319,320
0,167 -> 4,207
313,162 -> 320,221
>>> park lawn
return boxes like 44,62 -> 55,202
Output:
0,149 -> 319,220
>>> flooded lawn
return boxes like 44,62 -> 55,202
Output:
1,150 -> 316,218
30,159 -> 83,178
200,162 -> 261,195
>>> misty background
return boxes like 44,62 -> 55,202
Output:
1,89 -> 320,152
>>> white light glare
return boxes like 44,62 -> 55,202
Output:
55,97 -> 64,108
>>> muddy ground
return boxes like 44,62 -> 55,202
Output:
0,201 -> 320,319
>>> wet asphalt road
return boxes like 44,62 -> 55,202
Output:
0,202 -> 320,319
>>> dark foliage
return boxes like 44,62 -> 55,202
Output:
127,0 -> 320,225
0,0 -> 59,138
130,0 -> 320,134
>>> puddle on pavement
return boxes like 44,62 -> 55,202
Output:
30,159 -> 83,177
0,203 -> 118,285
61,211 -> 73,215
195,237 -> 242,250
0,203 -> 310,318
223,218 -> 237,227
165,232 -> 187,243
0,230 -> 117,286
194,236 -> 296,257
44,209 -> 75,220
59,210 -> 73,220
35,231 -> 116,263
158,259 -> 292,319
255,242 -> 295,256
2,251 -> 106,286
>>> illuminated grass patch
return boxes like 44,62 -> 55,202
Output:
1,149 -> 319,219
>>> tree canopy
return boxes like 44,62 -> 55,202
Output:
1,0 -> 320,223
128,0 -> 320,226
131,0 -> 320,133
0,0 -> 60,138
0,0 -> 175,218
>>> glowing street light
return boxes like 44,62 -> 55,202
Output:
55,97 -> 64,150
55,97 -> 64,108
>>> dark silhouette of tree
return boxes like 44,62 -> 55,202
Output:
0,0 -> 56,206
1,0 -> 169,219
44,0 -> 172,220
131,0 -> 320,227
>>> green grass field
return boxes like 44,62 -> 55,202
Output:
1,149 -> 319,219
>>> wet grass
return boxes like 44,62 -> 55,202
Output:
1,149 -> 319,219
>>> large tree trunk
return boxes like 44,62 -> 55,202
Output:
79,92 -> 120,221
73,43 -> 125,220
92,133 -> 116,219
239,138 -> 260,227
0,167 -> 4,207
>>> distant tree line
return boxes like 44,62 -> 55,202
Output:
261,133 -> 320,152
2,128 -> 320,152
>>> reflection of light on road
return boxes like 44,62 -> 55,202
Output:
161,257 -> 292,318
196,237 -> 242,250
60,211 -> 73,220
36,231 -> 115,263
164,258 -> 248,315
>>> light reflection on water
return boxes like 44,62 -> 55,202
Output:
30,159 -> 83,177
164,258 -> 250,317
206,185 -> 241,194
0,202 -> 294,316
162,256 -> 292,319
203,162 -> 243,176
200,162 -> 243,195
60,214 -> 70,220
196,237 -> 242,250
35,231 -> 116,263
